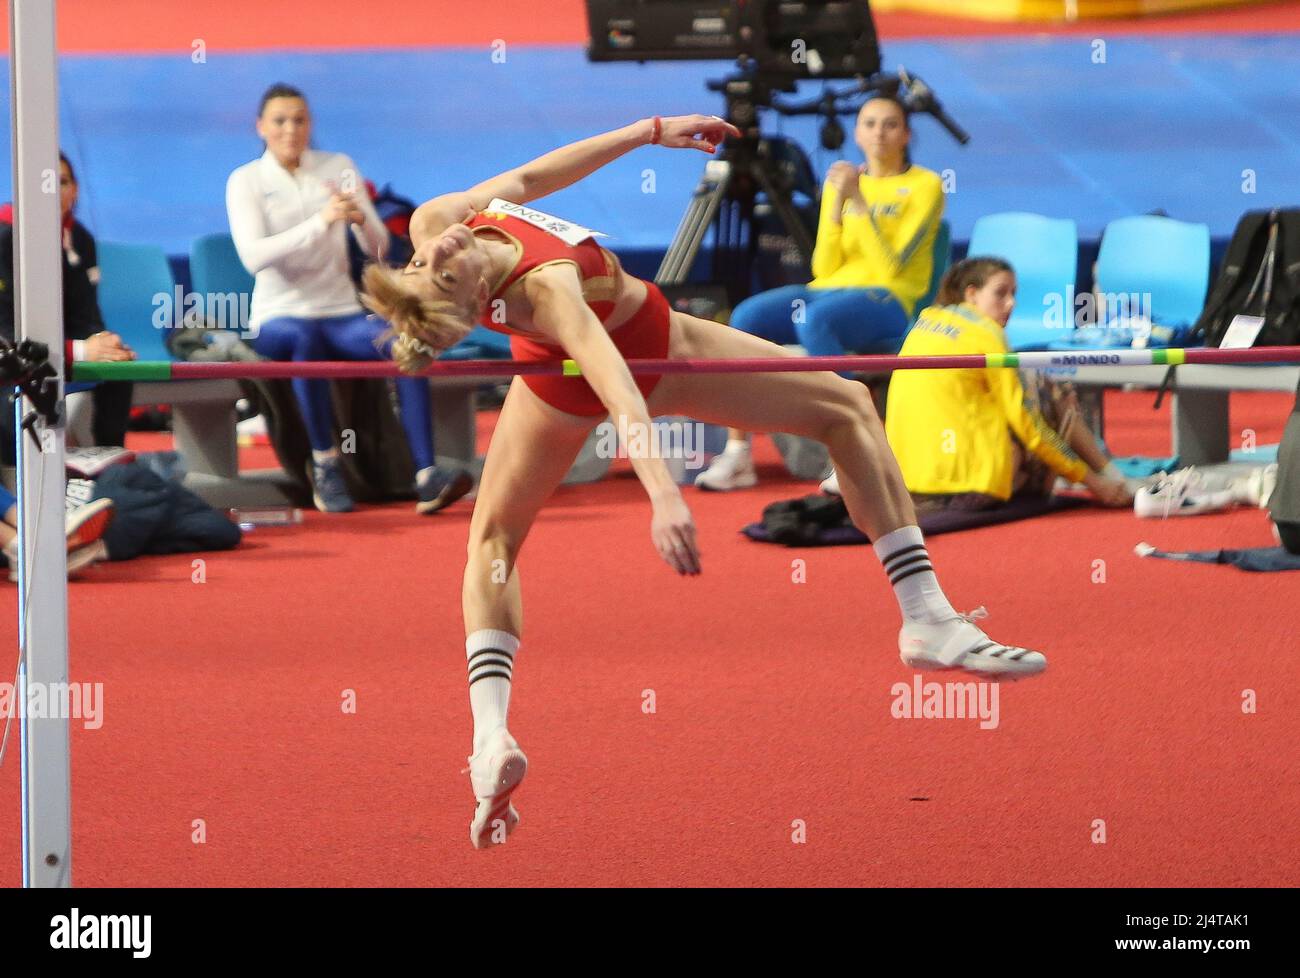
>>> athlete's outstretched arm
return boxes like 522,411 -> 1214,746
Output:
475,115 -> 739,206
525,267 -> 701,576
410,115 -> 739,240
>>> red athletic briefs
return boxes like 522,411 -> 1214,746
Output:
510,280 -> 672,418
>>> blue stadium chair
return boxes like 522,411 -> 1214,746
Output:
967,212 -> 1078,351
190,232 -> 254,330
95,241 -> 177,362
1093,215 -> 1211,340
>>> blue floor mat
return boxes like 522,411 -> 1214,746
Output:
4,33 -> 1300,256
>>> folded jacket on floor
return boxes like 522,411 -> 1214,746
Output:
743,492 -> 1086,546
91,462 -> 242,560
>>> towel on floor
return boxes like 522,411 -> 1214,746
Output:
743,493 -> 1087,547
1108,448 -> 1277,477
1134,542 -> 1300,572
1230,445 -> 1279,464
1111,456 -> 1179,478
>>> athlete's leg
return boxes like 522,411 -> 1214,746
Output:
696,285 -> 814,488
463,378 -> 598,637
651,313 -> 914,539
650,313 -> 1046,676
460,378 -> 599,848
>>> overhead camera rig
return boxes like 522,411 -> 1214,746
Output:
585,1 -> 970,301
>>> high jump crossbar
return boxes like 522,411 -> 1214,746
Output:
69,346 -> 1300,382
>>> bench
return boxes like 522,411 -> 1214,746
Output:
129,358 -> 1299,503
776,353 -> 1299,473
1062,363 -> 1300,465
135,375 -> 612,508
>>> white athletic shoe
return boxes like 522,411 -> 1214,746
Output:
694,448 -> 757,491
898,607 -> 1047,679
466,726 -> 528,850
1230,463 -> 1278,510
819,469 -> 841,496
1133,468 -> 1238,518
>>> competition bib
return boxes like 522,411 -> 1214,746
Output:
486,198 -> 607,246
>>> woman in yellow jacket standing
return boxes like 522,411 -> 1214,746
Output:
886,257 -> 1133,512
697,95 -> 944,490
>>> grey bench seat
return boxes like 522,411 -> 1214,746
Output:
1064,364 -> 1300,465
130,375 -> 613,508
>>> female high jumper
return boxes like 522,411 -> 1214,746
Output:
361,114 -> 1047,850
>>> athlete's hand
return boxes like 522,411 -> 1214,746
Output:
1084,471 -> 1134,508
827,161 -> 865,203
654,114 -> 741,154
651,489 -> 701,575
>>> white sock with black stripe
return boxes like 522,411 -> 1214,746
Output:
466,629 -> 518,754
873,525 -> 958,625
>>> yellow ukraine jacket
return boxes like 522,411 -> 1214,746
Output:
809,165 -> 945,318
885,302 -> 1089,499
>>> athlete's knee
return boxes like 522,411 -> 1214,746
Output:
466,518 -> 524,572
813,383 -> 888,461
820,380 -> 880,438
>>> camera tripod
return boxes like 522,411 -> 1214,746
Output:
655,68 -> 969,307
655,73 -> 816,305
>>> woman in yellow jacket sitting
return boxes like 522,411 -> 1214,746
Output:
697,95 -> 944,490
886,257 -> 1133,511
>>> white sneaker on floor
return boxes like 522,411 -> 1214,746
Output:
898,607 -> 1047,679
466,726 -> 527,850
819,469 -> 841,496
1231,463 -> 1278,509
694,449 -> 757,491
1134,468 -> 1237,518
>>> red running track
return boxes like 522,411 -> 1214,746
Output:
0,391 -> 1295,886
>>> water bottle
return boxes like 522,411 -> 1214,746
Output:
230,507 -> 303,531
